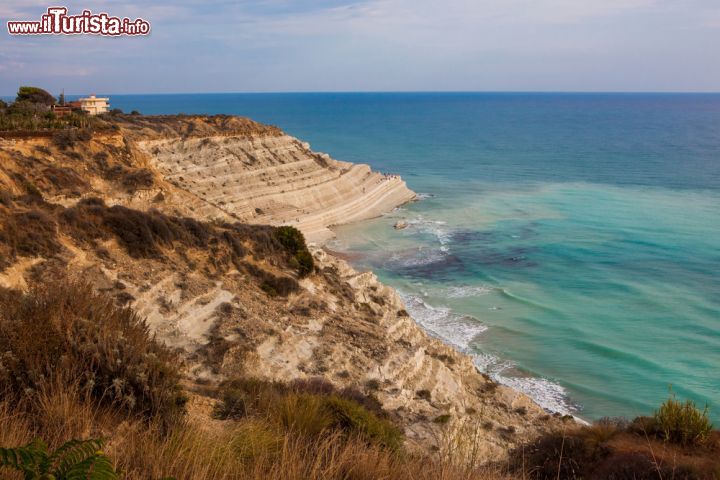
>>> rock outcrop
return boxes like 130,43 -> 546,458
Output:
131,121 -> 414,242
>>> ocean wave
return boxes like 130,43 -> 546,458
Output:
444,285 -> 493,298
400,293 -> 487,351
405,216 -> 453,247
497,374 -> 577,416
387,248 -> 448,268
473,352 -> 578,415
401,291 -> 578,416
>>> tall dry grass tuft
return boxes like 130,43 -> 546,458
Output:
653,394 -> 713,446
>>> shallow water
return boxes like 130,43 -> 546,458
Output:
111,92 -> 720,421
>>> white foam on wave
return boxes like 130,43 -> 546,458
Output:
444,285 -> 493,298
497,375 -> 575,416
388,248 -> 447,268
472,352 -> 578,416
401,291 -> 578,416
400,293 -> 487,351
405,216 -> 453,247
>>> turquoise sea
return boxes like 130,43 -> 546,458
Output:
110,93 -> 720,422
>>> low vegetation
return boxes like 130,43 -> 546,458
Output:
515,399 -> 719,480
0,280 -> 186,427
213,377 -> 401,450
0,438 -> 119,479
0,191 -> 312,296
0,278 -> 507,479
0,86 -> 94,132
653,394 -> 713,446
275,226 -> 314,277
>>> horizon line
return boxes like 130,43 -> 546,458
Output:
2,89 -> 720,97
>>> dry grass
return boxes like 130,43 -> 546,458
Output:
0,381 -> 510,480
514,416 -> 720,480
0,394 -> 511,480
0,279 -> 185,427
0,279 -> 510,479
0,192 -> 313,296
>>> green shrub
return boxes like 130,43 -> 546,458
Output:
323,396 -> 403,451
215,377 -> 402,451
213,378 -> 287,420
275,226 -> 314,277
229,419 -> 283,461
16,86 -> 56,106
293,249 -> 314,277
275,393 -> 402,450
516,433 -> 594,480
289,377 -> 336,395
275,393 -> 334,438
52,129 -> 92,149
416,389 -> 431,401
0,438 -> 118,479
433,414 -> 451,424
121,168 -> 154,192
260,274 -> 299,297
654,394 -> 713,446
0,209 -> 61,260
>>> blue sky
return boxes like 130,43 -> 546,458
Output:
1,0 -> 719,94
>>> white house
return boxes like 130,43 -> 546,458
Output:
78,95 -> 110,115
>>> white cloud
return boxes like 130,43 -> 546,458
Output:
1,0 -> 718,93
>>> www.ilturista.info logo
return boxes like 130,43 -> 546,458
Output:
7,6 -> 150,36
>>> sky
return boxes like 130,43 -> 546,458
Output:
1,0 -> 719,94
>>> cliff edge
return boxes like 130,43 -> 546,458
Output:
0,115 -> 558,461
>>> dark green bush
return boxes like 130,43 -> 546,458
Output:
518,433 -> 595,480
275,226 -> 314,277
120,168 -> 154,192
433,414 -> 451,424
416,389 -> 431,401
214,377 -> 402,451
52,129 -> 92,149
16,86 -> 56,106
274,392 -> 402,450
323,396 -> 403,450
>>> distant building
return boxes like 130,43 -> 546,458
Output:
78,95 -> 110,115
50,104 -> 72,117
51,101 -> 82,118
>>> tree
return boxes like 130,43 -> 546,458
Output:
59,90 -> 66,105
16,86 -> 56,106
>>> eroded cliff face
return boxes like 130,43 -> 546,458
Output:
137,134 -> 415,243
0,116 -> 558,460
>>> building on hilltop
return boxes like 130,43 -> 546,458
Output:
51,101 -> 82,117
78,95 -> 110,115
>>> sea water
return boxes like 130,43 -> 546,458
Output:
110,92 -> 720,421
